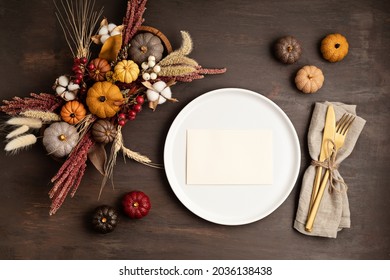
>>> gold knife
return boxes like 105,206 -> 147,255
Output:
308,104 -> 336,215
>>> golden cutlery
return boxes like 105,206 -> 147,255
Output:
309,105 -> 336,212
305,113 -> 355,232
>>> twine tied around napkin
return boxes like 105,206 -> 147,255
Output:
294,102 -> 366,238
311,139 -> 347,194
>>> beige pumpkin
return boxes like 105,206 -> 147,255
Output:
114,60 -> 139,83
295,65 -> 324,94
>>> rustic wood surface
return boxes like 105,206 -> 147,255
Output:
0,0 -> 389,260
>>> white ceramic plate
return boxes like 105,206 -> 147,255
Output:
164,88 -> 301,225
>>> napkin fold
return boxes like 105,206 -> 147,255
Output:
294,101 -> 366,238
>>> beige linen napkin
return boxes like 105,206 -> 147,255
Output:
294,101 -> 366,238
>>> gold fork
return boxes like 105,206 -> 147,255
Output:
305,113 -> 355,232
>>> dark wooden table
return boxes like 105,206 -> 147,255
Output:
0,0 -> 389,260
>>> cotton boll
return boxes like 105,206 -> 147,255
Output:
56,86 -> 66,95
64,91 -> 76,101
159,87 -> 172,104
58,76 -> 69,87
67,82 -> 80,91
99,25 -> 108,35
152,81 -> 167,92
110,30 -> 121,36
107,23 -> 117,32
146,89 -> 160,102
100,34 -> 110,44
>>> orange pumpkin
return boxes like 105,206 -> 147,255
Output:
88,58 -> 111,81
321,33 -> 349,62
86,81 -> 124,118
60,100 -> 87,124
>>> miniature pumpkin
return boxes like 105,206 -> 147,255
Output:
91,119 -> 116,144
129,32 -> 164,64
42,122 -> 79,157
122,191 -> 151,219
86,81 -> 124,118
60,100 -> 87,125
114,60 -> 140,83
274,36 -> 302,64
91,205 -> 119,234
88,58 -> 111,81
295,65 -> 324,94
321,33 -> 349,62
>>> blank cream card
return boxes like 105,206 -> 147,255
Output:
186,129 -> 273,185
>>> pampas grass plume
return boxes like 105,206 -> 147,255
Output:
6,117 -> 42,129
5,134 -> 37,153
6,125 -> 29,139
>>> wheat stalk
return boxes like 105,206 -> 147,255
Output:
20,110 -> 61,122
54,0 -> 103,58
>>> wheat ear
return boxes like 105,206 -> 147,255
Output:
20,110 -> 61,123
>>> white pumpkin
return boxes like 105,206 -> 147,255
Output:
42,122 -> 79,157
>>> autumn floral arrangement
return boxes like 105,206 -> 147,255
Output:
0,0 -> 225,215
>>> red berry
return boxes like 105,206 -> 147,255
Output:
75,73 -> 83,80
118,113 -> 126,120
128,115 -> 136,121
73,78 -> 81,84
132,104 -> 142,113
80,57 -> 88,65
73,58 -> 80,64
87,63 -> 95,71
122,191 -> 151,219
136,96 -> 145,105
118,119 -> 126,126
128,110 -> 136,118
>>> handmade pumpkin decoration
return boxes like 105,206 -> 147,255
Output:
42,122 -> 79,157
91,119 -> 116,144
88,58 -> 111,81
129,32 -> 164,64
274,36 -> 302,64
86,81 -> 124,118
114,60 -> 140,83
60,100 -> 87,125
122,191 -> 151,219
295,65 -> 324,94
91,205 -> 119,234
321,33 -> 349,62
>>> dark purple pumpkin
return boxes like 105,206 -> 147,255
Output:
274,36 -> 302,64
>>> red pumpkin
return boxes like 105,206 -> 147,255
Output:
122,191 -> 151,219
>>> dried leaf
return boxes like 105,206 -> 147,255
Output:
99,34 -> 122,62
88,143 -> 107,176
141,81 -> 155,90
